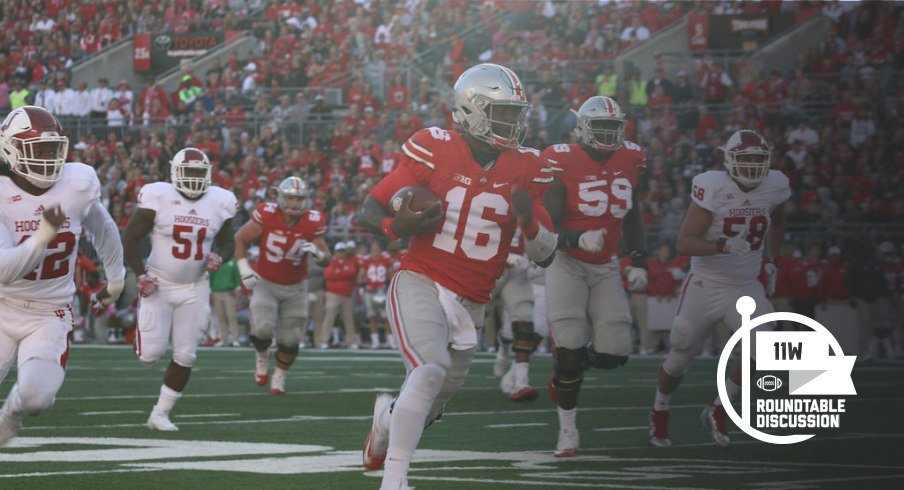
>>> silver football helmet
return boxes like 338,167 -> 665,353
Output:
277,176 -> 308,216
574,96 -> 625,152
170,147 -> 211,198
721,129 -> 771,188
452,63 -> 530,149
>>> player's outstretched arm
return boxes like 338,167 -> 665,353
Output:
0,206 -> 64,284
213,218 -> 235,262
675,202 -> 721,257
122,208 -> 156,276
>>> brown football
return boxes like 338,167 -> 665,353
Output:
390,186 -> 440,214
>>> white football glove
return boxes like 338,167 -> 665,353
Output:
237,258 -> 260,290
578,229 -> 606,253
300,242 -> 325,261
505,253 -> 529,269
205,252 -> 223,273
764,261 -> 778,296
722,234 -> 751,255
626,267 -> 648,292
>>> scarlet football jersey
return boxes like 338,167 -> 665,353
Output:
361,254 -> 393,291
542,142 -> 646,265
371,127 -> 553,303
252,203 -> 327,285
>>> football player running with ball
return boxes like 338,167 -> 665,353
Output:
234,176 -> 331,394
123,148 -> 237,431
358,63 -> 558,490
0,106 -> 125,446
542,96 -> 649,457
649,129 -> 789,448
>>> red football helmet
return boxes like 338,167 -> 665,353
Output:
0,106 -> 69,188
721,129 -> 772,188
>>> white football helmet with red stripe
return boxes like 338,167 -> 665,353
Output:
452,63 -> 530,150
721,129 -> 772,188
574,96 -> 625,152
0,105 -> 69,188
277,176 -> 308,216
170,147 -> 211,198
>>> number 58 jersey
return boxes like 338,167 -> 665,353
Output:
542,142 -> 646,265
690,170 -> 791,285
138,182 -> 237,284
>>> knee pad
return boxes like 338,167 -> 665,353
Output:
553,347 -> 587,391
512,322 -> 542,355
172,351 -> 197,368
662,319 -> 699,377
249,335 -> 272,351
587,349 -> 628,369
275,342 -> 299,368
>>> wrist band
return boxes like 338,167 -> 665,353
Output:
382,217 -> 399,240
522,218 -> 539,239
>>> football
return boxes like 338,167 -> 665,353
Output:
756,375 -> 783,392
390,186 -> 440,214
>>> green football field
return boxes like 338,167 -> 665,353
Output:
1,346 -> 902,490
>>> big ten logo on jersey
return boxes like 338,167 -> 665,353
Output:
264,234 -> 310,266
16,231 -> 77,280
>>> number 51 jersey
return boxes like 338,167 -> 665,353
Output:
541,142 -> 646,265
138,182 -> 237,284
690,170 -> 791,285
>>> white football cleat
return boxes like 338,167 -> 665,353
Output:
493,345 -> 510,378
147,410 -> 179,432
379,476 -> 413,490
255,350 -> 269,386
701,403 -> 730,447
0,386 -> 24,447
363,393 -> 393,471
270,368 -> 287,395
554,428 -> 579,458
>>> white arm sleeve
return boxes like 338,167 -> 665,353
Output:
83,200 -> 126,282
0,223 -> 47,285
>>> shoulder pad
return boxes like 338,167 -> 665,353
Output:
401,127 -> 456,170
62,162 -> 100,193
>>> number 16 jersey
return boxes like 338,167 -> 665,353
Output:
138,182 -> 237,284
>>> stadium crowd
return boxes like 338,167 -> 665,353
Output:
2,1 -> 901,356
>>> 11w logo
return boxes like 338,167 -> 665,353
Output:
773,341 -> 802,361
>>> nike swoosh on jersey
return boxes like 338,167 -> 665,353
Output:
492,182 -> 510,188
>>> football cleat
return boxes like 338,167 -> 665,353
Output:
701,403 -> 730,447
363,393 -> 393,471
493,345 -> 510,377
147,410 -> 179,432
554,428 -> 579,458
0,387 -> 24,447
270,369 -> 287,395
508,386 -> 539,402
649,409 -> 671,447
255,350 -> 269,386
379,476 -> 413,490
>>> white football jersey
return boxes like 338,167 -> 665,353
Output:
0,163 -> 99,304
138,182 -> 237,284
689,170 -> 791,285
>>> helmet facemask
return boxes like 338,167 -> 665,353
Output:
277,177 -> 309,217
580,117 -> 625,152
172,162 -> 211,198
9,135 -> 69,188
724,148 -> 771,189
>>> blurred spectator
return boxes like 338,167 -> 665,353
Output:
845,244 -> 889,360
318,241 -> 360,349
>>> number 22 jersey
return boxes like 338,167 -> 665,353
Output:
370,127 -> 553,303
138,182 -> 237,284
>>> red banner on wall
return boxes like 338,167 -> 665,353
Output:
688,14 -> 709,52
133,33 -> 151,72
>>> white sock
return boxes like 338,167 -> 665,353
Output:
371,332 -> 380,345
653,389 -> 672,411
383,364 -> 445,486
513,362 -> 529,388
387,333 -> 397,348
376,397 -> 393,432
154,385 -> 182,415
714,377 -> 740,406
557,406 -> 577,432
332,327 -> 341,344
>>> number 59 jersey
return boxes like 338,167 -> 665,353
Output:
370,127 -> 553,303
689,170 -> 791,285
0,162 -> 99,304
138,182 -> 237,284
542,142 -> 646,265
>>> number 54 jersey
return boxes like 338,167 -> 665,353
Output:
689,170 -> 790,285
541,142 -> 646,265
138,182 -> 237,284
252,203 -> 327,285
